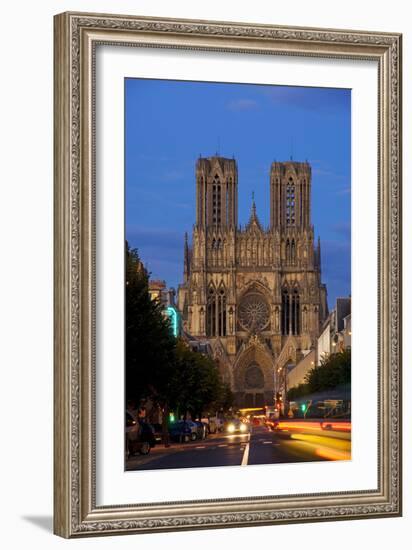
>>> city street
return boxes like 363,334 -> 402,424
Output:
126,423 -> 351,471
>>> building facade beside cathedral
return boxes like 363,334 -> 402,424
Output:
177,156 -> 328,408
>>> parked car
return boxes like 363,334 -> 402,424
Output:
202,417 -> 216,434
125,412 -> 156,457
201,416 -> 225,434
151,422 -> 163,444
169,420 -> 198,442
193,420 -> 208,440
216,418 -> 225,432
185,420 -> 199,440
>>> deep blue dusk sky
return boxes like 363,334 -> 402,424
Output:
125,79 -> 351,309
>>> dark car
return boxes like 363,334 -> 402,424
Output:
169,420 -> 198,442
151,423 -> 163,443
125,412 -> 156,457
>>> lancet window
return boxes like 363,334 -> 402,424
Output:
212,175 -> 221,225
206,285 -> 227,337
286,177 -> 295,226
281,287 -> 300,335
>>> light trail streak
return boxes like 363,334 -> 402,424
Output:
289,433 -> 351,461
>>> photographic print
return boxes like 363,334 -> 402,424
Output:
125,79 -> 352,471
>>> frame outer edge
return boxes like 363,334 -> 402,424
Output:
398,33 -> 403,517
80,22 -> 95,522
394,34 -> 403,517
53,12 -> 72,539
53,11 -> 402,537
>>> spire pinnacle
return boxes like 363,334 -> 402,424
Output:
246,191 -> 262,231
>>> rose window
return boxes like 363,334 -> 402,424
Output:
238,293 -> 270,331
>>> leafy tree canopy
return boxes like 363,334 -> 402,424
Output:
168,339 -> 225,419
287,349 -> 351,401
125,243 -> 232,418
125,242 -> 176,404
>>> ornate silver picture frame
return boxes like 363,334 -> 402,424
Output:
53,11 -> 402,537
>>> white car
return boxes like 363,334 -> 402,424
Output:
125,411 -> 155,457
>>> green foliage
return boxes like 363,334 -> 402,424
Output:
287,349 -> 351,400
307,349 -> 351,392
287,383 -> 311,401
210,382 -> 235,414
125,243 -> 175,404
169,340 -> 225,419
125,242 -> 230,418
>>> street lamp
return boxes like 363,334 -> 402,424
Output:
283,365 -> 289,417
274,366 -> 284,416
275,365 -> 289,417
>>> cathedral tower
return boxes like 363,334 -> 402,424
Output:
270,161 -> 311,230
196,156 -> 238,228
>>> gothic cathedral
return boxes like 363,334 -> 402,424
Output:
177,156 -> 328,408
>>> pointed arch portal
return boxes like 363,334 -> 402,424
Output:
233,343 -> 274,408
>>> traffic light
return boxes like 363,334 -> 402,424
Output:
169,412 -> 175,422
300,403 -> 307,413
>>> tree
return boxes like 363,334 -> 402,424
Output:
286,349 -> 351,400
306,349 -> 351,393
168,339 -> 227,420
125,243 -> 231,440
287,383 -> 311,401
125,242 -> 176,406
210,382 -> 235,415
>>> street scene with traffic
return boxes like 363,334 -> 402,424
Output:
126,407 -> 351,471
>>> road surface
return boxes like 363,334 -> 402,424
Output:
126,423 -> 351,471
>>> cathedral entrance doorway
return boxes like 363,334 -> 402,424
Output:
233,343 -> 275,409
234,356 -> 274,407
245,363 -> 264,389
244,392 -> 265,408
243,363 -> 265,408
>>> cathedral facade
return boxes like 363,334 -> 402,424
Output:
177,156 -> 328,408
